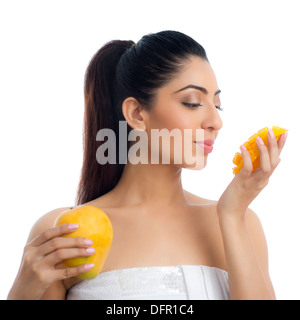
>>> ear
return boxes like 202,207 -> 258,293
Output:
122,97 -> 147,131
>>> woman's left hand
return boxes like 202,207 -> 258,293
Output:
217,129 -> 288,218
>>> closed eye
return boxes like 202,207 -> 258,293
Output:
182,102 -> 203,108
182,102 -> 224,111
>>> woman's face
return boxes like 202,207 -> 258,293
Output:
143,55 -> 223,170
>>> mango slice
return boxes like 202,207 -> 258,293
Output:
232,126 -> 288,175
54,206 -> 113,280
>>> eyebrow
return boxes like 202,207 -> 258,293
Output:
173,84 -> 221,96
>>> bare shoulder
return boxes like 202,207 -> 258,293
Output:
184,190 -> 220,227
245,207 -> 263,227
27,206 -> 72,243
184,190 -> 217,206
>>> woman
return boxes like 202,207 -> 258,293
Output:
8,30 -> 287,300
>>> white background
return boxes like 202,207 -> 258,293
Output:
1,0 -> 299,299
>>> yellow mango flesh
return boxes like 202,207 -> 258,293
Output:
232,126 -> 288,175
54,206 -> 113,280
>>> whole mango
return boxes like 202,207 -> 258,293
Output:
54,205 -> 113,280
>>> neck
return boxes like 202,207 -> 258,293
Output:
110,162 -> 188,208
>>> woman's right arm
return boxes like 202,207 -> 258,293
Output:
7,207 -> 95,300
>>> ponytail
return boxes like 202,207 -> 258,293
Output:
76,40 -> 134,205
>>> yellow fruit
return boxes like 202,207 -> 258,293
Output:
54,206 -> 113,280
232,126 -> 288,175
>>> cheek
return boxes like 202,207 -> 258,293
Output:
149,104 -> 194,132
145,107 -> 205,167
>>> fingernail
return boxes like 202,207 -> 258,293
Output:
240,145 -> 247,151
268,129 -> 275,140
256,136 -> 264,145
282,131 -> 288,142
68,223 -> 79,230
86,247 -> 96,254
84,238 -> 93,246
84,263 -> 94,270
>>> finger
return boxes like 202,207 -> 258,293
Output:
55,263 -> 95,281
267,129 -> 280,167
37,236 -> 93,257
30,223 -> 79,247
239,144 -> 253,176
277,131 -> 288,157
256,136 -> 271,173
44,246 -> 96,266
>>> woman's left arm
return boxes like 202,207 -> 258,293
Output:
218,206 -> 276,299
217,129 -> 288,300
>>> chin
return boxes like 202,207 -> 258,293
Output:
185,162 -> 206,170
174,157 -> 207,170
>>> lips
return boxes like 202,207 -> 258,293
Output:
194,139 -> 215,153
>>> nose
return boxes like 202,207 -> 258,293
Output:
200,103 -> 223,132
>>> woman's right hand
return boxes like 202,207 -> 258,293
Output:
7,223 -> 95,300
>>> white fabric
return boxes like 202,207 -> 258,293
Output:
67,265 -> 229,300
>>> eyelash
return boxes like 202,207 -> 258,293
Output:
182,102 -> 224,111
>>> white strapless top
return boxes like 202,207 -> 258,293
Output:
67,265 -> 229,300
